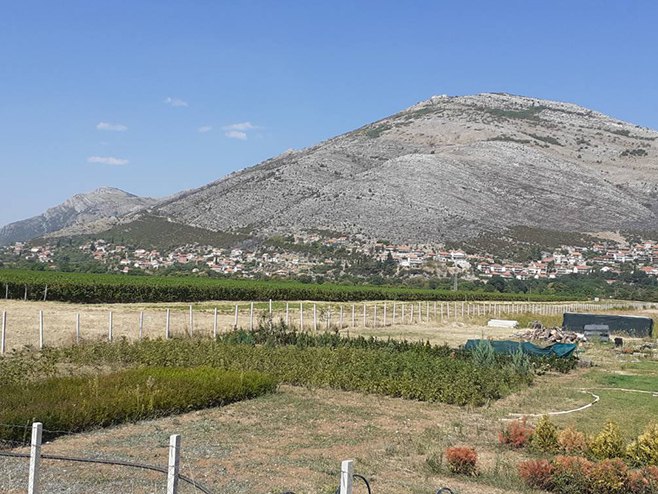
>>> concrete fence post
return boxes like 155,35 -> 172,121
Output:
39,310 -> 44,349
188,305 -> 193,336
1,310 -> 6,354
108,311 -> 113,342
340,459 -> 354,494
76,313 -> 80,344
250,302 -> 254,331
28,422 -> 42,494
213,308 -> 218,338
139,311 -> 144,340
234,304 -> 239,329
166,309 -> 171,339
166,434 -> 181,494
300,302 -> 304,330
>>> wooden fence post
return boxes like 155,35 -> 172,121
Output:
39,310 -> 44,349
392,302 -> 396,325
213,308 -> 218,338
340,305 -> 344,328
43,285 -> 48,302
362,303 -> 367,327
351,304 -> 355,327
166,309 -> 171,339
1,310 -> 6,355
340,459 -> 354,494
4,283 -> 8,300
373,305 -> 377,328
285,302 -> 289,326
234,304 -> 239,329
28,422 -> 42,494
75,313 -> 80,344
383,303 -> 387,326
108,311 -> 113,342
167,434 -> 181,494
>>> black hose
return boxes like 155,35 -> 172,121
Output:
0,451 -> 213,494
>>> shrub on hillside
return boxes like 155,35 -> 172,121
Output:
551,456 -> 593,494
588,458 -> 629,494
559,426 -> 589,455
518,459 -> 554,490
445,446 -> 478,476
499,417 -> 534,448
627,423 -> 658,467
590,421 -> 625,460
531,415 -> 560,453
628,466 -> 658,494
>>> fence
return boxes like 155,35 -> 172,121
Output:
0,299 -> 645,353
0,422 -> 402,494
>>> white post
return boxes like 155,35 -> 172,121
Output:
166,309 -> 171,339
75,313 -> 80,344
340,459 -> 354,494
188,305 -> 193,336
326,307 -> 331,330
410,304 -> 414,324
440,302 -> 444,323
300,302 -> 304,330
363,303 -> 367,327
340,305 -> 344,328
213,308 -> 218,338
402,303 -> 405,323
234,304 -> 239,329
250,302 -> 254,331
39,310 -> 44,349
167,434 -> 181,494
313,304 -> 317,332
28,422 -> 42,494
383,303 -> 387,326
418,301 -> 422,323
1,310 -> 6,354
108,311 -> 113,342
373,305 -> 377,328
351,304 -> 355,327
285,302 -> 289,326
392,302 -> 396,324
269,299 -> 272,316
426,301 -> 429,322
139,311 -> 144,340
461,301 -> 465,319
433,301 -> 437,320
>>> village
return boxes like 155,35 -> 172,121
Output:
4,232 -> 658,282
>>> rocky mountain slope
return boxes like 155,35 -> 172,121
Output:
148,93 -> 658,242
0,187 -> 156,245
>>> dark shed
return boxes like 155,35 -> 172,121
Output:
562,312 -> 654,338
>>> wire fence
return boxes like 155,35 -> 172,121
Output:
1,299 -> 643,353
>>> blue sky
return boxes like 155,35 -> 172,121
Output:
2,1 -> 658,226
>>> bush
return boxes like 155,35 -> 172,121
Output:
627,423 -> 658,467
518,459 -> 554,490
559,427 -> 589,455
628,466 -> 658,494
588,458 -> 629,494
531,415 -> 560,453
445,446 -> 478,476
0,367 -> 277,443
499,417 -> 534,448
590,421 -> 625,460
551,455 -> 593,494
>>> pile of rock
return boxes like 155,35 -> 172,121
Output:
513,321 -> 586,343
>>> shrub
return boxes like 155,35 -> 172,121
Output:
551,455 -> 593,494
499,417 -> 534,448
590,421 -> 625,460
472,339 -> 496,367
588,458 -> 629,494
531,415 -> 560,453
445,446 -> 478,476
628,466 -> 658,494
627,423 -> 658,467
559,427 -> 589,455
518,459 -> 554,490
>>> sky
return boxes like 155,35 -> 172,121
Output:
2,1 -> 658,226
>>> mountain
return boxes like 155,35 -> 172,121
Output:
0,187 -> 157,245
145,93 -> 658,243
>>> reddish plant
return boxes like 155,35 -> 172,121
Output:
499,417 -> 534,448
551,455 -> 593,494
628,466 -> 658,494
518,459 -> 554,490
589,458 -> 629,494
445,446 -> 478,476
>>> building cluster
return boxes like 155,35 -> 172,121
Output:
4,236 -> 658,281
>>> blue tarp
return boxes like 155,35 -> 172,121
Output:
464,339 -> 577,358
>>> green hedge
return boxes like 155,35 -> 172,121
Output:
0,367 -> 277,443
0,269 -> 570,303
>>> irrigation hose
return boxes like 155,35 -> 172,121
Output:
0,450 -> 213,494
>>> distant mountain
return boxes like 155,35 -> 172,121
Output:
0,187 -> 157,245
146,93 -> 658,242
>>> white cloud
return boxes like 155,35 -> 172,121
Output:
96,122 -> 128,132
224,130 -> 247,140
198,125 -> 213,133
164,97 -> 188,107
88,156 -> 129,166
222,122 -> 257,131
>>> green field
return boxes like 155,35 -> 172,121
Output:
0,268 -> 572,304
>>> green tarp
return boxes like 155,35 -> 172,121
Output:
464,339 -> 577,358
562,312 -> 654,338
